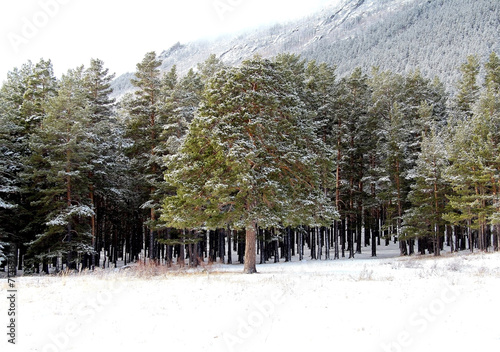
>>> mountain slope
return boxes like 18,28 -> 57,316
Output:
111,0 -> 500,97
305,0 -> 500,86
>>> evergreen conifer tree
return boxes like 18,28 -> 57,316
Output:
83,58 -> 116,269
26,67 -> 95,270
123,52 -> 165,261
0,60 -> 58,271
162,57 -> 337,273
455,55 -> 480,119
403,105 -> 449,256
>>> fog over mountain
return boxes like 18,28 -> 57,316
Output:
111,0 -> 500,97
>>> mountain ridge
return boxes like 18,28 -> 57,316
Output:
111,0 -> 500,98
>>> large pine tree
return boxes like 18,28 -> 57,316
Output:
0,60 -> 58,271
334,67 -> 373,257
455,55 -> 481,119
162,57 -> 337,273
444,53 -> 500,253
403,106 -> 449,256
26,67 -> 95,270
0,96 -> 21,267
83,58 -> 117,269
123,52 -> 166,261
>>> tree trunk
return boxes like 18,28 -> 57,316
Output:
286,227 -> 292,262
434,224 -> 440,256
288,227 -> 292,261
341,218 -> 346,258
142,225 -> 147,264
448,225 -> 454,253
377,214 -> 382,246
9,243 -> 18,276
364,218 -> 370,247
208,229 -> 215,263
325,226 -> 330,260
259,228 -> 265,264
459,226 -> 466,250
90,186 -> 96,270
319,227 -> 323,259
494,225 -> 499,252
219,229 -> 225,263
371,221 -> 377,257
166,228 -> 172,267
408,239 -> 414,255
178,230 -> 185,267
334,220 -> 339,259
348,216 -> 355,259
227,228 -> 233,264
299,228 -> 304,261
468,221 -> 473,253
243,221 -> 257,274
42,259 -> 49,274
399,239 -> 408,256
275,230 -> 280,261
238,239 -> 244,264
356,213 -> 362,254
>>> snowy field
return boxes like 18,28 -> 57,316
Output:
1,243 -> 500,352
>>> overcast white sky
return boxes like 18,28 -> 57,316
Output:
0,0 -> 335,79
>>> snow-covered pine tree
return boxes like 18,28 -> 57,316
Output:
123,52 -> 166,262
369,69 -> 407,253
157,67 -> 204,266
197,54 -> 226,87
0,60 -> 58,272
83,58 -> 117,269
444,114 -> 495,253
455,55 -> 480,120
162,68 -> 203,156
304,60 -> 337,147
335,67 -> 373,257
20,59 -> 58,130
26,67 -> 95,270
484,52 -> 500,93
444,54 -> 500,253
162,56 -> 337,273
403,103 -> 449,256
0,72 -> 23,249
85,58 -> 116,123
369,68 -> 448,255
303,59 -> 337,259
474,52 -> 500,251
0,93 -> 21,267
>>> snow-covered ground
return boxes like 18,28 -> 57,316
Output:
1,243 -> 500,352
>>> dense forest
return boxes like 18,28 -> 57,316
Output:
1,50 -> 499,274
